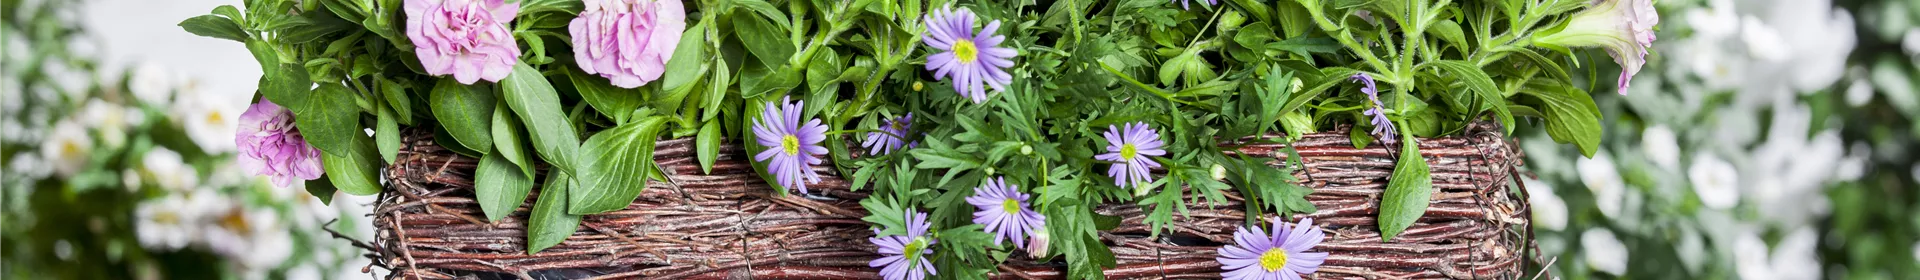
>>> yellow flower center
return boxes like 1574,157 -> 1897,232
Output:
61,141 -> 83,158
1002,198 -> 1022,214
781,135 -> 801,156
1258,248 -> 1289,272
206,110 -> 224,125
953,40 -> 979,64
1119,143 -> 1137,160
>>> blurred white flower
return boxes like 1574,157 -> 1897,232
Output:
1,77 -> 21,115
1524,177 -> 1567,231
129,63 -> 177,105
1903,28 -> 1920,56
41,119 -> 90,176
1735,0 -> 1855,108
1734,230 -> 1771,280
1578,152 -> 1625,218
0,118 -> 25,143
171,89 -> 245,153
79,99 -> 129,148
204,206 -> 294,272
1738,228 -> 1821,280
1742,101 -> 1844,227
1843,77 -> 1874,107
1688,152 -> 1740,210
286,265 -> 322,280
7,153 -> 50,180
1642,125 -> 1680,171
288,189 -> 340,230
133,195 -> 197,251
1582,229 -> 1628,275
140,147 -> 199,192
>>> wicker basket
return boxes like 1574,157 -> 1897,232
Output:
365,124 -> 1534,279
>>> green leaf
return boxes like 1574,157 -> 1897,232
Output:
378,77 -> 414,125
565,67 -> 642,123
305,175 -> 337,205
1522,84 -> 1603,157
696,121 -> 722,174
527,171 -> 580,254
475,147 -> 534,222
501,63 -> 583,174
569,116 -> 671,214
179,15 -> 250,42
1265,36 -> 1342,57
376,105 -> 400,164
732,11 -> 794,67
1426,20 -> 1469,52
660,22 -> 710,97
1422,60 -> 1514,133
430,79 -> 495,154
322,133 -> 383,195
1377,128 -> 1432,241
492,102 -> 532,177
249,40 -> 313,111
296,84 -> 363,157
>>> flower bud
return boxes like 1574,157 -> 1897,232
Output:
1279,112 -> 1314,142
1210,164 -> 1228,181
913,81 -> 925,91
1026,229 -> 1051,259
1019,144 -> 1033,155
1220,11 -> 1246,30
1531,0 -> 1658,92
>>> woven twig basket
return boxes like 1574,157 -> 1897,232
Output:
366,124 -> 1533,279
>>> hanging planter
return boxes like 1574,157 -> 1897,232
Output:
177,0 -> 1643,278
370,123 -> 1533,279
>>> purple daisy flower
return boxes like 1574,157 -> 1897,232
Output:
1217,217 -> 1330,280
1351,73 -> 1396,142
870,210 -> 938,280
966,177 -> 1045,249
1094,122 -> 1166,189
862,113 -> 912,155
1173,0 -> 1218,10
752,97 -> 829,194
923,5 -> 1016,104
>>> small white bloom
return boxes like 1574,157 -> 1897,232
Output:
1769,228 -> 1821,280
79,99 -> 129,148
141,147 -> 200,192
1641,125 -> 1681,171
1844,78 -> 1875,107
7,153 -> 50,180
1577,152 -> 1625,218
41,119 -> 90,176
203,206 -> 293,270
1734,230 -> 1772,280
286,265 -> 323,280
129,63 -> 176,105
0,77 -> 21,115
1581,229 -> 1629,275
171,91 -> 246,153
134,195 -> 197,251
1687,152 -> 1740,210
1524,178 -> 1567,231
1904,28 -> 1920,56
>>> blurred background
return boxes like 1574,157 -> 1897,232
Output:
2,0 -> 1916,279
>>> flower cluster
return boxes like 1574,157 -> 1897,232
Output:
924,5 -> 1017,104
235,100 -> 325,188
1216,218 -> 1329,280
405,0 -> 523,84
752,97 -> 829,194
1096,122 -> 1166,189
870,210 -> 938,280
570,0 -> 687,88
967,177 -> 1044,248
1351,73 -> 1395,142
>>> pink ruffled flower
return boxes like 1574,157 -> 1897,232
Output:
405,0 -> 522,84
1534,0 -> 1659,92
235,100 -> 324,188
570,0 -> 687,88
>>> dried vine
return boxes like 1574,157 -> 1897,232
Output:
369,125 -> 1532,279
